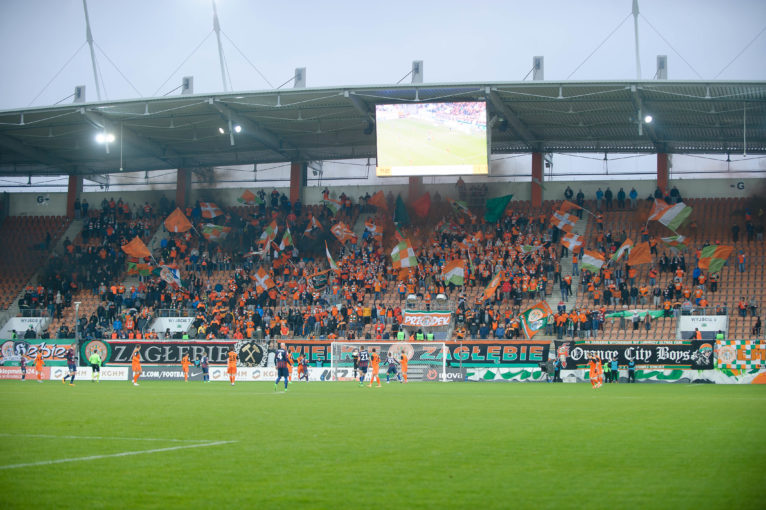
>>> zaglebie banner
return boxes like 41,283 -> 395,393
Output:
80,340 -> 267,367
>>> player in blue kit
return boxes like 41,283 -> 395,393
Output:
274,343 -> 290,391
357,346 -> 369,386
62,347 -> 77,386
386,353 -> 402,383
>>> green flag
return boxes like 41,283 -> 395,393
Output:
605,310 -> 665,319
484,194 -> 513,223
394,195 -> 409,227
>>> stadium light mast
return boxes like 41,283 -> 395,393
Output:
632,0 -> 642,80
82,0 -> 102,100
212,0 -> 229,92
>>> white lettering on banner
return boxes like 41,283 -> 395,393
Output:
50,366 -> 128,381
249,367 -> 277,380
402,312 -> 452,328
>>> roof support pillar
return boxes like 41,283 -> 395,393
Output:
657,153 -> 669,195
176,168 -> 192,210
67,174 -> 83,219
531,152 -> 543,208
290,161 -> 306,204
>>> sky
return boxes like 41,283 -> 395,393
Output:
0,0 -> 765,111
0,0 -> 764,191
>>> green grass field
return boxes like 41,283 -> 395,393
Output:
377,117 -> 487,169
1,381 -> 764,509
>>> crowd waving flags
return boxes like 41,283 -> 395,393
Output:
164,208 -> 193,233
325,241 -> 338,271
199,201 -> 224,219
627,241 -> 653,266
610,238 -> 633,264
698,245 -> 734,272
661,235 -> 688,252
121,236 -> 151,259
391,239 -> 418,269
580,250 -> 605,272
561,232 -> 583,251
441,260 -> 465,286
331,222 -> 356,244
253,268 -> 275,294
648,199 -> 693,231
550,210 -> 579,233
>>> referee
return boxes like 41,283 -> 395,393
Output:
89,351 -> 102,383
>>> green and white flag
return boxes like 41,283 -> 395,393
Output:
442,260 -> 465,286
651,201 -> 693,231
520,244 -> 543,257
322,198 -> 341,215
279,227 -> 294,251
661,235 -> 687,252
580,250 -> 605,272
391,240 -> 417,269
325,241 -> 338,271
611,238 -> 633,263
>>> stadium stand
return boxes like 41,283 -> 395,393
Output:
0,215 -> 69,309
0,186 -> 763,344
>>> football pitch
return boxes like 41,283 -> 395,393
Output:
377,117 -> 487,169
1,381 -> 764,509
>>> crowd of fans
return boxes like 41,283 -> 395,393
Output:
7,183 -> 764,342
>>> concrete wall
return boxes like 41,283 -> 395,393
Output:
5,177 -> 763,218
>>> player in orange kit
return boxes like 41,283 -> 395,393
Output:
596,356 -> 604,388
227,348 -> 237,385
588,355 -> 603,389
131,347 -> 142,386
367,347 -> 381,387
400,352 -> 408,383
181,354 -> 191,382
286,353 -> 294,382
296,354 -> 308,381
34,351 -> 44,383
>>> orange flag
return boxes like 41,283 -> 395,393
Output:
413,192 -> 431,218
121,236 -> 151,259
164,208 -> 193,233
368,190 -> 387,211
627,241 -> 652,266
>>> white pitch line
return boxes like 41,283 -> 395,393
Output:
0,433 -> 210,443
0,440 -> 237,470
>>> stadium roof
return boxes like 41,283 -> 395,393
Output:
0,80 -> 765,178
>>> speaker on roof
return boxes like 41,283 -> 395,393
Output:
294,68 -> 306,88
656,56 -> 667,80
182,76 -> 194,95
412,60 -> 423,84
74,85 -> 85,103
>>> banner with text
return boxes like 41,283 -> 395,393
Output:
83,340 -> 268,367
402,311 -> 452,328
1,339 -> 75,366
554,340 -> 715,369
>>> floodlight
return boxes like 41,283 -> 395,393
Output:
95,132 -> 115,143
218,127 -> 225,134
234,124 -> 242,133
644,115 -> 653,124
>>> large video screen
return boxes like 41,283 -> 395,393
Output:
375,101 -> 489,177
